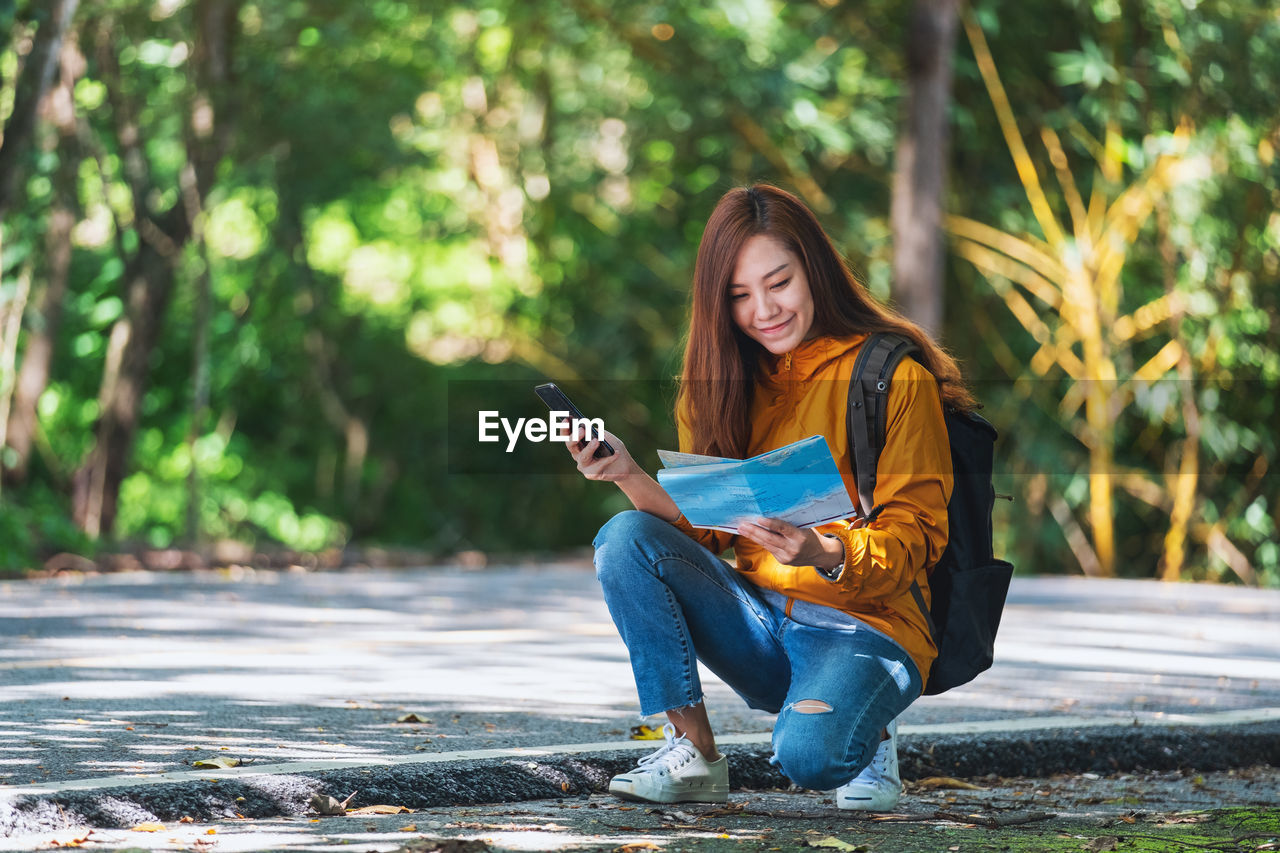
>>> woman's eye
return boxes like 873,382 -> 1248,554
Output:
770,278 -> 791,290
729,292 -> 748,301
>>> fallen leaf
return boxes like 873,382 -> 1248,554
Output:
179,817 -> 195,824
131,823 -> 165,833
206,829 -> 217,835
1156,813 -> 1210,825
399,824 -> 417,832
806,837 -> 867,852
915,776 -> 986,791
397,713 -> 429,723
192,757 -> 241,769
347,805 -> 412,815
629,724 -> 666,740
49,829 -> 93,848
616,844 -> 661,852
309,791 -> 358,816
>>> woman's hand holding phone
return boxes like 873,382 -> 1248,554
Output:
566,428 -> 639,483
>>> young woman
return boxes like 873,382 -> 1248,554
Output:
566,184 -> 973,809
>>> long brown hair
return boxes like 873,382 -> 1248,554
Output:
678,184 -> 975,458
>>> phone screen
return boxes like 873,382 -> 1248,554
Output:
533,383 -> 615,457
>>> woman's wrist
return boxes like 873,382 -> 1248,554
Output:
815,532 -> 846,573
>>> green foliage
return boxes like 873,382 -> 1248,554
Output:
0,486 -> 93,574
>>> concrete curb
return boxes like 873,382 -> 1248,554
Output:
3,721 -> 1277,838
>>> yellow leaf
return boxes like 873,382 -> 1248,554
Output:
192,757 -> 242,769
616,844 -> 661,852
399,825 -> 417,832
1132,339 -> 1184,382
807,837 -> 867,852
131,823 -> 165,833
347,805 -> 412,815
206,829 -> 217,835
629,724 -> 665,740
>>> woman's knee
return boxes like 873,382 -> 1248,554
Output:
593,510 -> 668,553
772,731 -> 859,790
592,510 -> 668,581
772,709 -> 879,790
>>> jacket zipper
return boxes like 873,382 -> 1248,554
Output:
784,352 -> 792,371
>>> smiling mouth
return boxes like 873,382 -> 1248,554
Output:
757,318 -> 792,334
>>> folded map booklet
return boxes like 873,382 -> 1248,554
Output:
656,435 -> 858,533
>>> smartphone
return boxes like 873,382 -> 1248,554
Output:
534,382 -> 615,458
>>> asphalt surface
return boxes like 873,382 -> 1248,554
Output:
1,564 -> 1277,844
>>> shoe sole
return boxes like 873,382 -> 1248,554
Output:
609,782 -> 729,804
836,796 -> 900,812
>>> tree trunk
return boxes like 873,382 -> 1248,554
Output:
71,233 -> 179,537
889,0 -> 960,335
0,0 -> 79,220
2,206 -> 71,485
4,35 -> 84,486
181,161 -> 211,547
0,262 -> 32,496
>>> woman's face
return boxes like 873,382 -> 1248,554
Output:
728,233 -> 815,355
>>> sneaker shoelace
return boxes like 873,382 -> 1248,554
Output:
868,728 -> 895,776
635,723 -> 699,774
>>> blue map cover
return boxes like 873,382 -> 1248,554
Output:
656,435 -> 858,533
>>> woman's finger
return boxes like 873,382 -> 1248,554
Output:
574,439 -> 601,470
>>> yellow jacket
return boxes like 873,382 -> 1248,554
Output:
671,334 -> 952,684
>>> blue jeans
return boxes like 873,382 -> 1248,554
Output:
593,510 -> 922,791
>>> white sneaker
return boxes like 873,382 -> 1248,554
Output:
835,719 -> 901,811
608,723 -> 729,804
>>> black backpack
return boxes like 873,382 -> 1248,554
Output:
845,332 -> 1014,695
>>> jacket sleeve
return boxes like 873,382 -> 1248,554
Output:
667,400 -> 738,556
826,357 -> 952,602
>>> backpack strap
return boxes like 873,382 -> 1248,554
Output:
846,333 -> 941,651
845,332 -> 920,516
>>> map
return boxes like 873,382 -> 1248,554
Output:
656,435 -> 858,533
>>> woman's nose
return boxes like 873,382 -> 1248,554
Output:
755,293 -> 779,320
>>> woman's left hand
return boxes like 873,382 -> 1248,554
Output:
736,518 -> 844,569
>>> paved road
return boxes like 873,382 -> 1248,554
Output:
2,565 -> 1277,790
